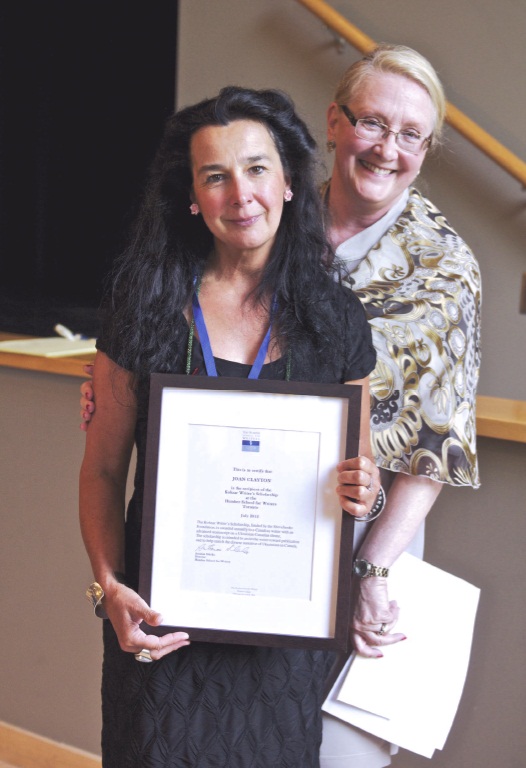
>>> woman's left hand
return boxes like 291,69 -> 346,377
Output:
336,455 -> 380,518
351,577 -> 406,658
103,582 -> 190,660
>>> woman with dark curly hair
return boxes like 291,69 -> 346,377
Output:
79,85 -> 380,767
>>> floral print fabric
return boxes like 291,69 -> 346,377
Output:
339,188 -> 481,487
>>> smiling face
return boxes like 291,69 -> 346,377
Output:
190,119 -> 289,265
327,71 -> 436,220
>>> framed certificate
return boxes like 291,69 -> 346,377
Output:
139,374 -> 362,651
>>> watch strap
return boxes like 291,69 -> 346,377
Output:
353,558 -> 389,578
367,563 -> 389,578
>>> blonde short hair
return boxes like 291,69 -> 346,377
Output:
334,44 -> 446,146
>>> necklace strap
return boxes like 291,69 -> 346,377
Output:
185,317 -> 196,375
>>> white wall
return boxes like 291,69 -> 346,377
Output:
0,367 -> 103,754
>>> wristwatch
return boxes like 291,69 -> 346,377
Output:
352,558 -> 389,579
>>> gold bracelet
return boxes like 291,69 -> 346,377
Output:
85,572 -> 127,619
85,582 -> 107,619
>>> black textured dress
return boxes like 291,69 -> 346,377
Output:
98,286 -> 376,768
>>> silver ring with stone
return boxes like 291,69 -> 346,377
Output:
134,648 -> 153,663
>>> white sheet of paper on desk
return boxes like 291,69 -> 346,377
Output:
0,337 -> 97,357
322,552 -> 480,758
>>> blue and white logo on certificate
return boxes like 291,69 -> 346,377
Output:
242,430 -> 261,453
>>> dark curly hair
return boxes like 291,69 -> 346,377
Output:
101,85 -> 346,380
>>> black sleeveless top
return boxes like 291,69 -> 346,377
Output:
97,284 -> 375,768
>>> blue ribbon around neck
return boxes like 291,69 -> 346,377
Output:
191,277 -> 273,380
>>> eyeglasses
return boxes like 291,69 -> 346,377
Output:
339,105 -> 431,155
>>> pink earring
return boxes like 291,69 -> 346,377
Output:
189,203 -> 200,215
284,189 -> 293,202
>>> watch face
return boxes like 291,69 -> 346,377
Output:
353,560 -> 369,578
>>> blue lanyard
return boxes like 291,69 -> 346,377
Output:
191,278 -> 273,380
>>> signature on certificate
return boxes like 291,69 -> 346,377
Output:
195,543 -> 250,554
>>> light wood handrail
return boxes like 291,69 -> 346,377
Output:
1,332 -> 525,443
476,396 -> 526,444
295,0 -> 526,187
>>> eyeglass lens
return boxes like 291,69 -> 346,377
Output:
355,120 -> 424,153
340,106 -> 427,153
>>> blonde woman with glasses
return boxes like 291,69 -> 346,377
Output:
320,43 -> 481,768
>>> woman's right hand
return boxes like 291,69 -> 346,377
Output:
103,581 -> 191,660
80,363 -> 95,430
336,455 -> 380,518
351,576 -> 405,658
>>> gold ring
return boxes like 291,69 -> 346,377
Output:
134,649 -> 153,663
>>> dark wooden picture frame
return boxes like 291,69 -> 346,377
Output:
139,373 -> 362,651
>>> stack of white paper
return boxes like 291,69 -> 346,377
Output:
323,553 -> 480,758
